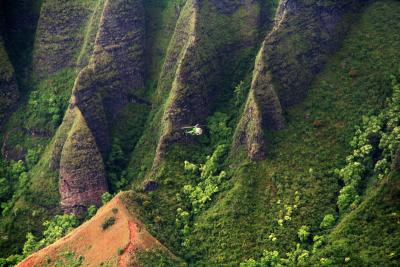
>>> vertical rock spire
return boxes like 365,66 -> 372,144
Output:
59,109 -> 108,214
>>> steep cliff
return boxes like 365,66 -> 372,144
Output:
0,0 -> 147,255
1,0 -> 99,161
74,0 -> 145,155
234,0 -> 364,160
59,109 -> 108,213
32,0 -> 97,79
121,1 -> 400,265
153,0 -> 261,164
1,0 -> 400,266
56,0 -> 146,212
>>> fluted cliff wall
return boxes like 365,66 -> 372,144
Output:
234,0 -> 365,160
56,0 -> 146,212
33,0 -> 97,79
153,0 -> 262,164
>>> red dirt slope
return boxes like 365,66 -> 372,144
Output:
17,192 -> 170,267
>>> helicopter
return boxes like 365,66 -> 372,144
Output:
181,124 -> 204,136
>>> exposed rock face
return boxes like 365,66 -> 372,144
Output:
91,0 -> 145,119
56,0 -> 146,213
59,110 -> 108,214
76,0 -> 106,71
154,0 -> 261,165
267,0 -> 363,107
73,0 -> 146,155
33,0 -> 96,78
234,0 -> 364,160
73,67 -> 110,156
0,31 -> 19,129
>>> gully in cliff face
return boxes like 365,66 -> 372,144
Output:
153,0 -> 261,166
58,0 -> 146,214
233,0 -> 365,160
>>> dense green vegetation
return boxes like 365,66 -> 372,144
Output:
101,216 -> 116,230
22,214 -> 78,256
41,251 -> 84,267
106,103 -> 150,192
0,192 -> 107,265
0,0 -> 97,257
125,1 -> 400,265
0,69 -> 76,257
237,75 -> 400,266
135,249 -> 186,267
6,69 -> 74,139
0,214 -> 78,266
0,0 -> 400,266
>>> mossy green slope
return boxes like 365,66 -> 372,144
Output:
144,0 -> 182,83
0,0 -> 104,256
1,0 -> 100,161
124,1 -> 400,265
313,172 -> 400,266
33,0 -> 99,79
193,1 -> 400,265
0,0 -> 400,266
59,109 -> 108,213
124,0 -> 266,180
129,0 -> 198,176
234,0 -> 365,160
121,0 -> 190,186
153,0 -> 262,164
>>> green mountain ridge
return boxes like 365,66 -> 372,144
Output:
0,0 -> 399,266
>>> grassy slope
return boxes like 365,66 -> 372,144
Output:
3,69 -> 75,151
144,0 -> 182,83
126,1 -> 400,265
197,1 -> 400,264
0,0 -> 180,257
127,0 -> 268,183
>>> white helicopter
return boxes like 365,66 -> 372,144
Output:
181,124 -> 204,136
